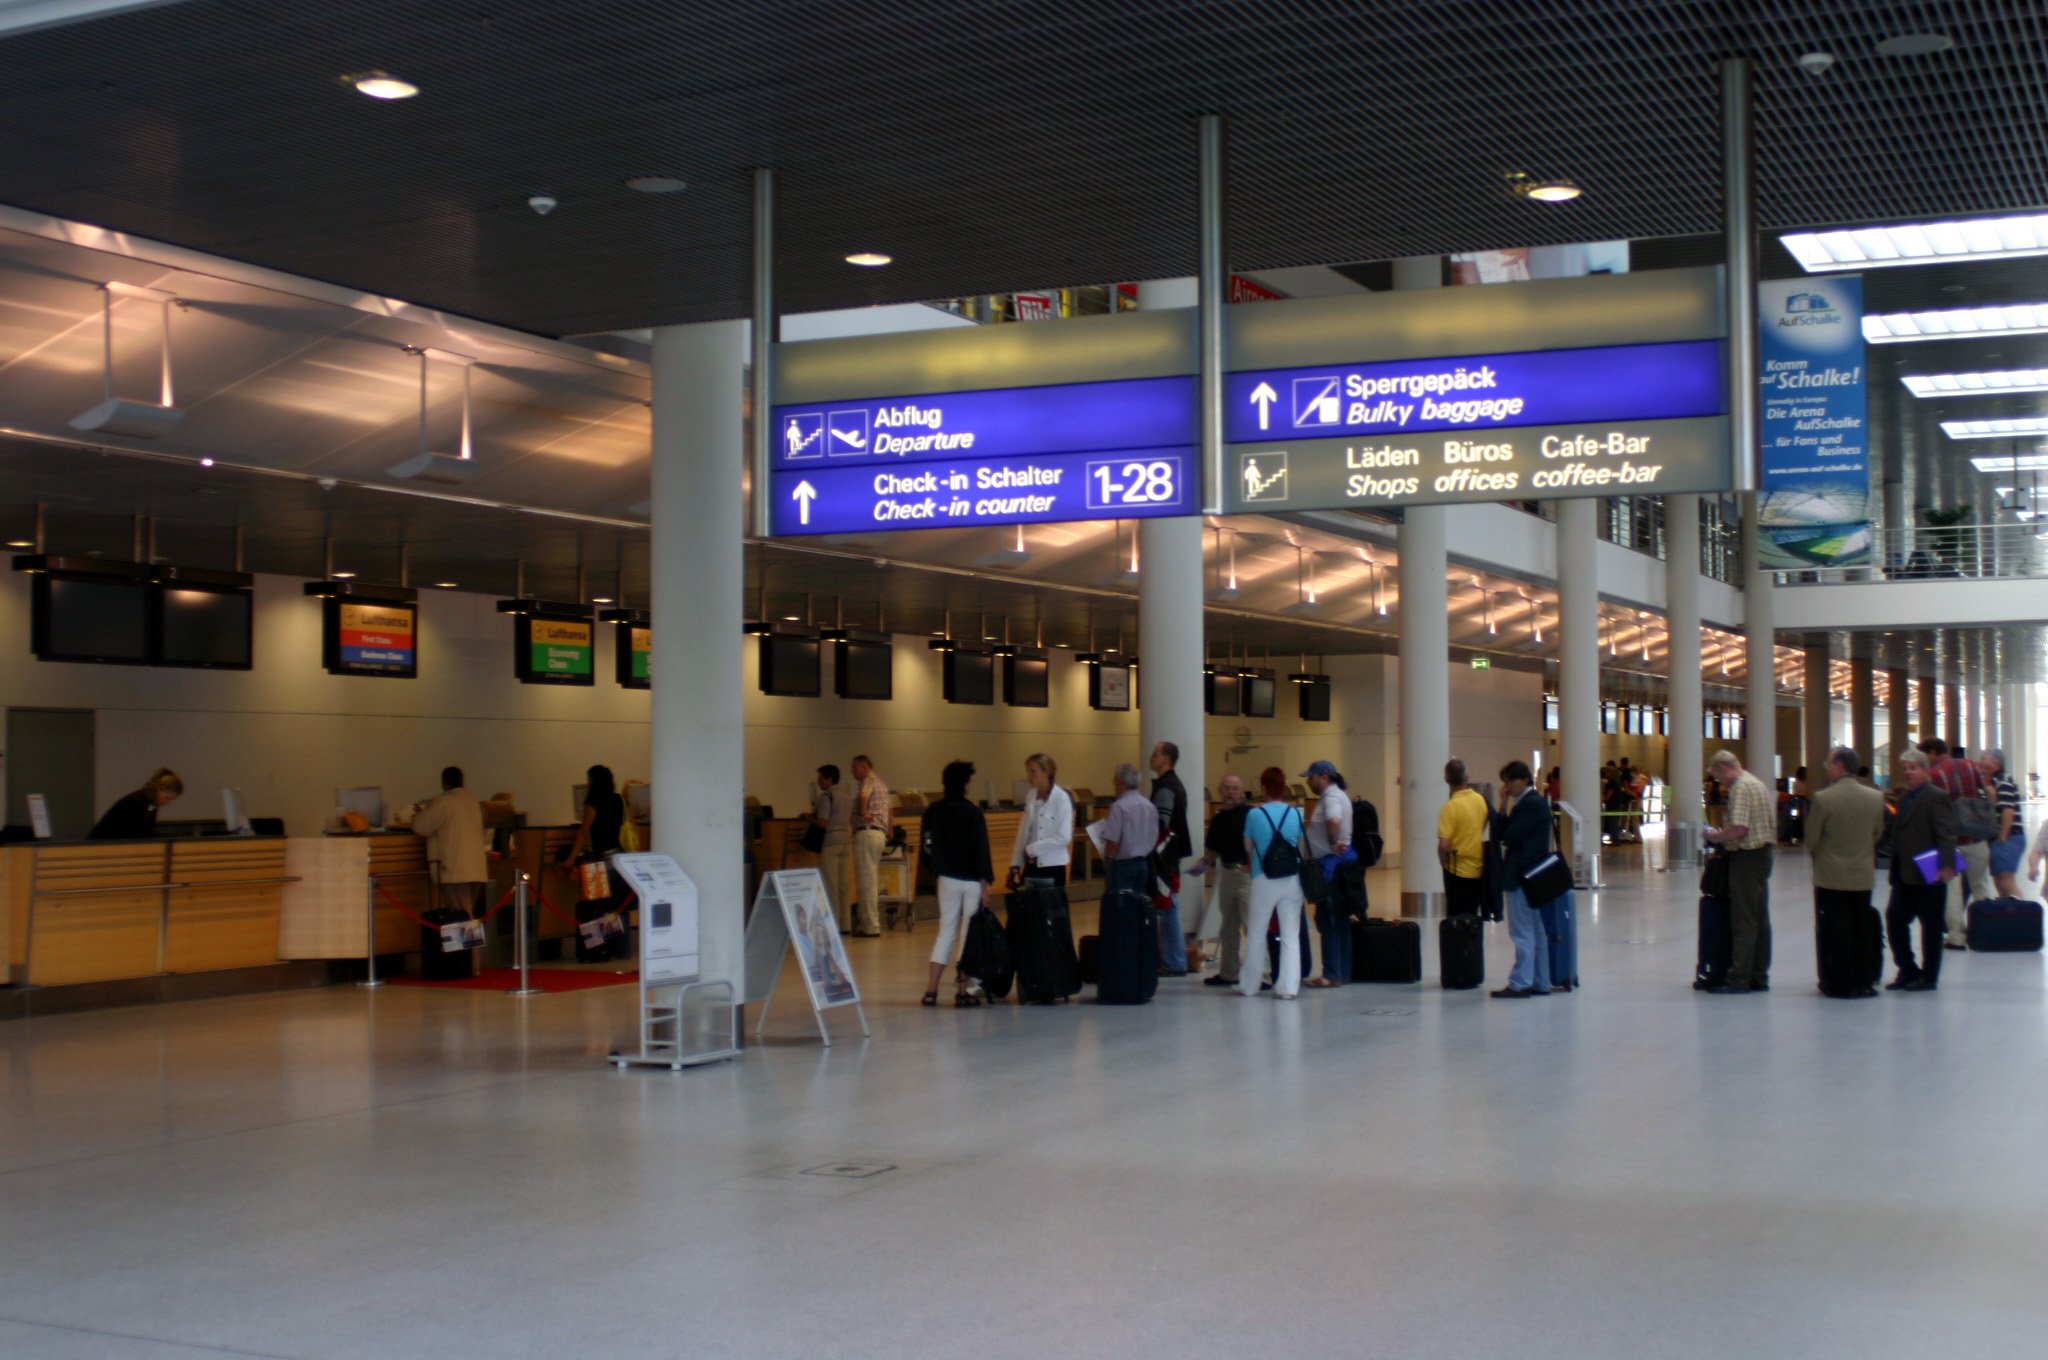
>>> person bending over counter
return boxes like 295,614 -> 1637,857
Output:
88,767 -> 184,840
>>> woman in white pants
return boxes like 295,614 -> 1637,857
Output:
920,759 -> 995,1007
1240,765 -> 1307,1000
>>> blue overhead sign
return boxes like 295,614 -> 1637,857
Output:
1224,339 -> 1723,444
769,375 -> 1197,535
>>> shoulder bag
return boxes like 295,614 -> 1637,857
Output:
1515,794 -> 1574,906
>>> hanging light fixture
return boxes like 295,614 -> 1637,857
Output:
1282,547 -> 1322,615
1208,526 -> 1242,601
388,347 -> 484,485
71,283 -> 186,438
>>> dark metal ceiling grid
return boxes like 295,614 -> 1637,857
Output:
2,2 -> 2047,334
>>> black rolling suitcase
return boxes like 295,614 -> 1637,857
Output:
1076,934 -> 1101,985
1353,918 -> 1422,983
419,906 -> 481,980
1006,883 -> 1081,1003
1439,914 -> 1484,989
1966,898 -> 2045,952
1095,889 -> 1159,1004
1694,894 -> 1732,990
1815,894 -> 1883,997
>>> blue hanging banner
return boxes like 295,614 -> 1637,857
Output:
1757,276 -> 1869,568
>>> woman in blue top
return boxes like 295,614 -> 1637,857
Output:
1239,766 -> 1307,1000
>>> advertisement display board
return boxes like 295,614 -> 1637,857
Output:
1756,276 -> 1870,568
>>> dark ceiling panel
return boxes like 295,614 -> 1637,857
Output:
1,2 -> 2045,334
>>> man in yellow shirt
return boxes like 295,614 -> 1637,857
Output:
1437,758 -> 1491,918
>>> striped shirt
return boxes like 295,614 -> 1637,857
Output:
1724,770 -> 1775,851
1994,773 -> 2021,842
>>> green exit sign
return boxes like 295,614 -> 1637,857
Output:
1470,655 -> 1491,671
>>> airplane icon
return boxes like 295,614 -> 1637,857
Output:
828,410 -> 871,456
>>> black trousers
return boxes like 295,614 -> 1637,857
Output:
1886,880 -> 1947,985
1443,870 -> 1484,918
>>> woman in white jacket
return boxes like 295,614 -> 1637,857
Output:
1009,753 -> 1074,887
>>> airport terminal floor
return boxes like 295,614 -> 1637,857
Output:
2,838 -> 2042,1360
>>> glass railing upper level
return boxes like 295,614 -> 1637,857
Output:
1773,522 -> 2047,584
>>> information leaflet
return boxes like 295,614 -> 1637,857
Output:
1756,276 -> 1869,568
768,375 -> 1197,535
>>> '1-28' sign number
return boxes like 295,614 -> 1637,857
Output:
1086,457 -> 1180,511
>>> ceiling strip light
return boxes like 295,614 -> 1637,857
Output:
1783,215 -> 2048,273
1969,453 -> 2048,473
1863,304 -> 2048,344
1942,417 -> 2048,440
1902,368 -> 2048,398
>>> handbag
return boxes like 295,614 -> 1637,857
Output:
1298,851 -> 1329,905
577,857 -> 614,903
798,821 -> 826,854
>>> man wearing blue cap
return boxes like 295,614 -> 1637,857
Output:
1300,760 -> 1357,986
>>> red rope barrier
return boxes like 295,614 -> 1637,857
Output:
533,891 -> 585,929
478,885 -> 518,922
373,882 -> 442,930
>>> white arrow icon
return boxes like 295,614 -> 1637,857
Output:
1250,381 -> 1277,431
792,480 -> 817,526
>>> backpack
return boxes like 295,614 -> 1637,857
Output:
1256,804 -> 1303,878
1352,797 -> 1385,868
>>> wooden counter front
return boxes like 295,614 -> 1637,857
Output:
278,833 -> 430,960
3,838 -> 293,988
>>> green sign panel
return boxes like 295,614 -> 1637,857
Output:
1470,655 -> 1491,671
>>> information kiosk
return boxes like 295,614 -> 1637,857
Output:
606,853 -> 738,1070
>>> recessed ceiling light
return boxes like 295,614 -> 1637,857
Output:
1876,33 -> 1955,57
1520,181 -> 1583,203
348,71 -> 418,100
1970,453 -> 2048,473
845,251 -> 893,267
5,539 -> 31,548
590,596 -> 614,604
331,570 -> 357,579
625,175 -> 687,194
435,581 -> 458,588
199,457 -> 214,467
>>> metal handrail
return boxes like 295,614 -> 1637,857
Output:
33,881 -> 189,897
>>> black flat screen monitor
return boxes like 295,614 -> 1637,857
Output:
1244,673 -> 1277,719
1205,671 -> 1242,716
1298,678 -> 1332,722
156,586 -> 253,669
944,648 -> 995,705
835,639 -> 893,700
1004,654 -> 1049,708
759,633 -> 821,697
34,574 -> 151,664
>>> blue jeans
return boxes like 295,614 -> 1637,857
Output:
1505,886 -> 1552,992
1106,858 -> 1150,897
1157,899 -> 1187,971
1315,850 -> 1358,981
1540,888 -> 1578,987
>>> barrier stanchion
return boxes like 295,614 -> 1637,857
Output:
507,871 -> 543,997
359,878 -> 382,989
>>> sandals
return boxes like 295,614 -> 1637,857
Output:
921,991 -> 938,1007
953,991 -> 981,1008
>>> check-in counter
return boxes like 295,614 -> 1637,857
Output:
3,837 -> 293,987
755,808 -> 1027,910
278,832 -> 432,960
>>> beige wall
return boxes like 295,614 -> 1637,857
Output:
0,571 -> 1544,862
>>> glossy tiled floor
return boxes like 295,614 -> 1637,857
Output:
3,840 -> 2045,1359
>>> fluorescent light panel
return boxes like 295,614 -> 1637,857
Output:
1969,453 -> 2048,472
1783,216 -> 2048,272
1864,303 -> 2048,343
1902,368 -> 2048,398
1943,417 -> 2048,439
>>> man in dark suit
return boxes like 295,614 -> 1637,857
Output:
1886,749 -> 1958,992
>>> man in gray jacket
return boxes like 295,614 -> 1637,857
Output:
1886,749 -> 1959,992
1807,745 -> 1887,910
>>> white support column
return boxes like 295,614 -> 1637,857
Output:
1850,657 -> 1874,772
1743,493 -> 1779,779
1886,666 -> 1910,775
1398,505 -> 1450,917
1136,277 -> 1205,929
1664,494 -> 1704,826
1803,645 -> 1832,788
651,319 -> 748,1002
1557,497 -> 1601,859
